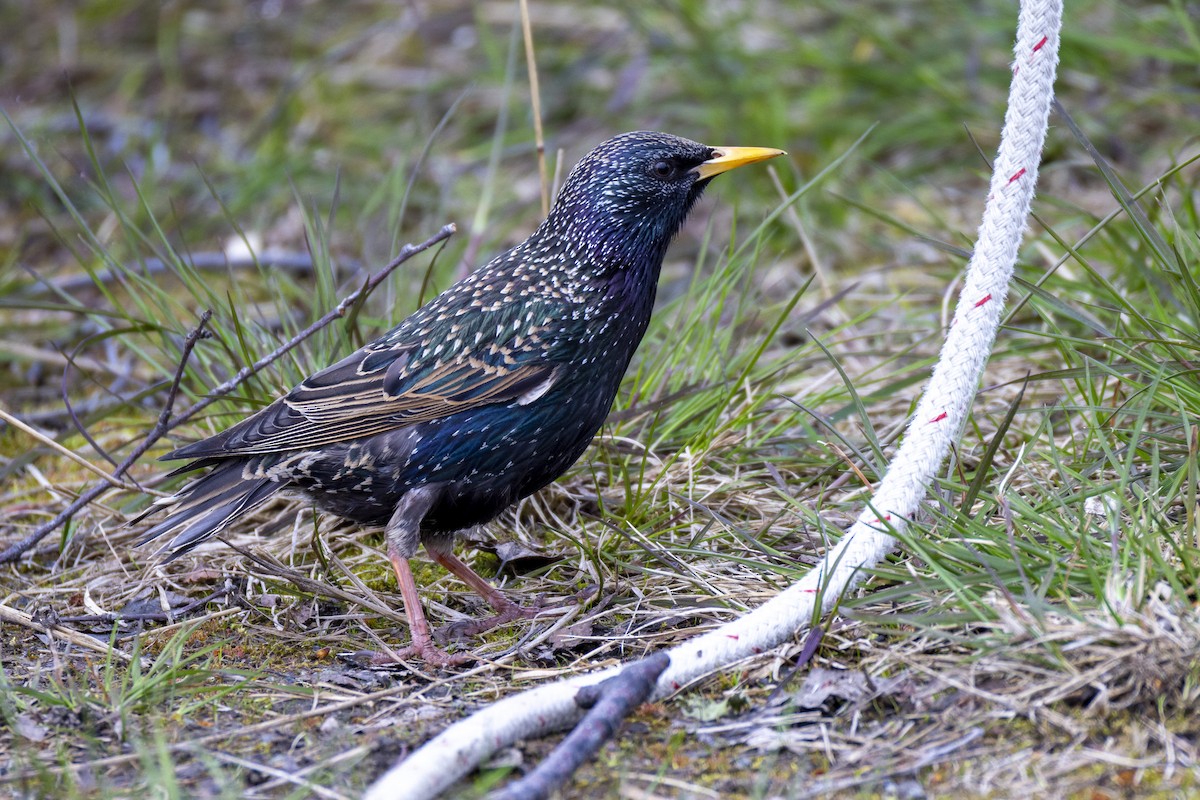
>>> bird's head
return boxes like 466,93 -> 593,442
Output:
541,131 -> 785,271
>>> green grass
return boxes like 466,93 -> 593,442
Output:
1,624 -> 269,799
2,0 -> 1199,797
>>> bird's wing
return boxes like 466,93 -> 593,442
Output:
165,337 -> 559,459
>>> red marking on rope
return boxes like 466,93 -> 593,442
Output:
929,412 -> 948,424
866,514 -> 893,525
1008,167 -> 1027,185
1033,36 -> 1048,52
974,293 -> 992,308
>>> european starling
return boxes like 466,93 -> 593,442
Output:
138,131 -> 784,664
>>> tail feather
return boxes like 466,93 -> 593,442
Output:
135,460 -> 282,560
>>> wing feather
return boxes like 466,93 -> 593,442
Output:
166,339 -> 558,460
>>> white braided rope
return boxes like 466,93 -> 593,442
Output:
368,2 -> 1062,797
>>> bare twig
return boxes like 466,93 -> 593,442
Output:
148,310 -> 215,442
488,652 -> 669,800
54,586 -> 233,626
0,603 -> 134,662
0,312 -> 211,563
165,224 -> 456,435
0,224 -> 455,564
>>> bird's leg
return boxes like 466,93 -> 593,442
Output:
427,547 -> 541,641
376,486 -> 470,667
382,552 -> 470,666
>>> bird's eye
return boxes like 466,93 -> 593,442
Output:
649,160 -> 677,180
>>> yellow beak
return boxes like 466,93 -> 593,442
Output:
692,145 -> 787,180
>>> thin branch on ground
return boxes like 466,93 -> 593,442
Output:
0,223 -> 455,564
0,310 -> 212,563
488,652 -> 670,800
0,602 -> 135,661
53,586 -> 233,626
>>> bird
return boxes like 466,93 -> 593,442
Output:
136,131 -> 785,665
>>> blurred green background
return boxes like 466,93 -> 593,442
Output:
2,0 -> 1191,286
